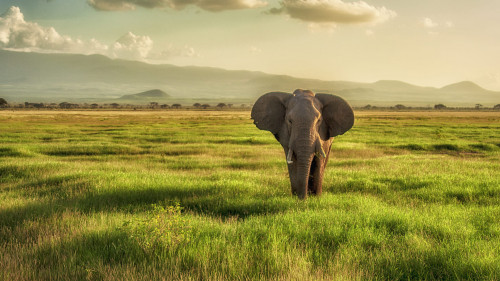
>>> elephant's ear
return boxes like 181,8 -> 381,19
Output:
316,93 -> 354,138
251,92 -> 292,134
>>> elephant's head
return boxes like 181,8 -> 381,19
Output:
251,89 -> 354,199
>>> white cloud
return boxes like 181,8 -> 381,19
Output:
421,18 -> 454,29
111,32 -> 153,59
87,0 -> 267,12
271,0 -> 396,25
0,6 -> 98,52
420,18 -> 454,36
421,17 -> 438,28
0,6 -> 197,61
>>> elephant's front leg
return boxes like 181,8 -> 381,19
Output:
309,142 -> 332,195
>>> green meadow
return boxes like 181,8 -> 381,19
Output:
1,110 -> 499,280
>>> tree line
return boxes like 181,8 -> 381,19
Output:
1,98 -> 499,110
0,99 -> 251,110
358,103 -> 500,110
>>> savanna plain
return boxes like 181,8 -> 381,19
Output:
0,109 -> 499,281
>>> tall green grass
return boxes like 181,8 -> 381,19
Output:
0,110 -> 499,280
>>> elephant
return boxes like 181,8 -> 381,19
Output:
251,89 -> 354,199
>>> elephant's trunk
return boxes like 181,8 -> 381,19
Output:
295,153 -> 314,199
292,127 -> 317,199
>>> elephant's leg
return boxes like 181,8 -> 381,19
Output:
308,157 -> 323,195
308,162 -> 317,195
309,143 -> 332,195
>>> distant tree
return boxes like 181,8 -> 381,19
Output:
227,104 -> 233,108
59,102 -> 69,109
363,104 -> 372,109
160,104 -> 169,109
90,103 -> 99,109
240,104 -> 247,108
150,102 -> 159,109
0,98 -> 8,107
475,104 -> 483,109
216,103 -> 226,110
25,102 -> 43,108
494,104 -> 500,110
394,104 -> 407,110
434,104 -> 447,110
172,104 -> 182,109
193,103 -> 201,108
59,102 -> 79,109
110,103 -> 120,108
201,104 -> 210,109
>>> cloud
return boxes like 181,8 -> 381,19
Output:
0,6 -> 105,53
109,33 -> 200,60
420,18 -> 454,36
421,18 -> 455,29
421,17 -> 438,28
270,0 -> 396,25
111,32 -> 153,59
87,0 -> 267,12
0,6 -> 197,61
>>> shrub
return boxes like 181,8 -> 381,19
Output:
122,202 -> 191,256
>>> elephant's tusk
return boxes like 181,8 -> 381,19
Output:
287,148 -> 293,164
315,139 -> 327,158
320,147 -> 326,158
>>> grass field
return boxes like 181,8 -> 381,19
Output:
1,110 -> 499,280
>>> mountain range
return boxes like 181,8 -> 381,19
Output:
1,50 -> 499,106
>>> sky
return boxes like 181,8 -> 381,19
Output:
1,0 -> 499,90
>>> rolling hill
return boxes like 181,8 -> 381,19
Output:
118,89 -> 170,101
1,50 -> 499,106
